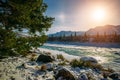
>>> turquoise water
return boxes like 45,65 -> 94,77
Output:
41,45 -> 87,56
41,43 -> 120,71
41,44 -> 120,57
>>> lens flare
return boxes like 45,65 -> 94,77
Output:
92,8 -> 106,22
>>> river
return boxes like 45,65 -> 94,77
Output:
40,42 -> 120,71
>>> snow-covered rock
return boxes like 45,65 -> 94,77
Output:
80,56 -> 98,63
55,67 -> 77,80
46,63 -> 54,71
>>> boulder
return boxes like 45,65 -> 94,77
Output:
101,78 -> 108,80
36,54 -> 55,63
22,63 -> 28,69
74,67 -> 81,73
46,63 -> 54,71
10,76 -> 15,80
78,73 -> 88,80
114,52 -> 120,56
80,57 -> 98,64
109,72 -> 120,80
55,67 -> 76,80
79,70 -> 103,80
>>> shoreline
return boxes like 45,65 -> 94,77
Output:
47,41 -> 120,48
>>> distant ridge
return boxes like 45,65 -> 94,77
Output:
48,31 -> 85,37
86,25 -> 120,35
48,25 -> 120,37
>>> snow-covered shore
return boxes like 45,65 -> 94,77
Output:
0,48 -> 120,80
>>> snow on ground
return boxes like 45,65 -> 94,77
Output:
0,43 -> 120,80
0,42 -> 120,80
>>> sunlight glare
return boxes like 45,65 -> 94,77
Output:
92,8 -> 106,22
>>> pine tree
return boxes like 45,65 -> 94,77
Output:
103,32 -> 107,42
63,33 -> 66,38
113,31 -> 118,42
74,32 -> 77,37
83,32 -> 87,42
0,0 -> 54,56
96,32 -> 99,42
62,33 -> 66,41
70,34 -> 73,41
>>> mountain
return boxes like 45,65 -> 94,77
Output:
48,31 -> 85,37
48,25 -> 120,37
86,25 -> 120,35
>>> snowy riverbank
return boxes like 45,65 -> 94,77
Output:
0,48 -> 120,80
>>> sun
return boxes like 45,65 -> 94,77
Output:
92,8 -> 106,22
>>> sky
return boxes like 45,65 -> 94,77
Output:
44,0 -> 120,34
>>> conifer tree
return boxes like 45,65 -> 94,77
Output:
74,32 -> 77,37
0,0 -> 54,56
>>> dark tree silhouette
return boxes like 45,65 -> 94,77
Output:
0,0 -> 54,56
